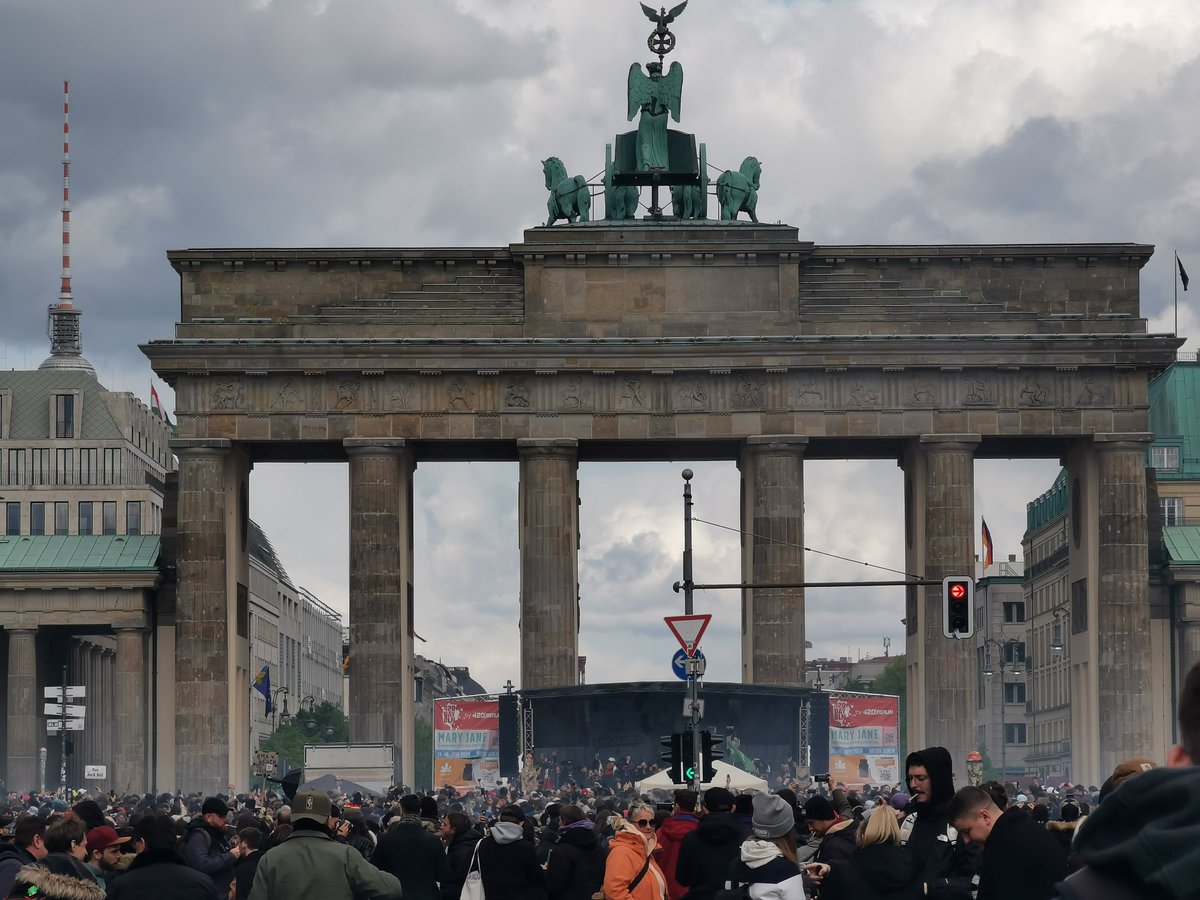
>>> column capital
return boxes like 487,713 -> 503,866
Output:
171,438 -> 233,457
3,626 -> 38,636
1093,432 -> 1154,451
744,435 -> 809,455
516,438 -> 579,459
919,433 -> 982,450
343,438 -> 411,458
112,624 -> 149,635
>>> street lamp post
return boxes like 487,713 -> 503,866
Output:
982,638 -> 1023,782
271,688 -> 291,731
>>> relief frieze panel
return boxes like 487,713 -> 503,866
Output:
184,368 -> 1128,423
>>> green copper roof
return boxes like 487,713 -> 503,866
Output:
0,370 -> 123,441
0,535 -> 160,571
1026,468 -> 1068,536
1148,361 -> 1200,480
1164,526 -> 1200,566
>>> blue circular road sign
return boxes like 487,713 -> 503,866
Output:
671,648 -> 705,680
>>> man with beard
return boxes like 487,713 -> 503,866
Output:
182,797 -> 243,898
900,747 -> 978,900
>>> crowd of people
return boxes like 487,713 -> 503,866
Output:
2,659 -> 1199,900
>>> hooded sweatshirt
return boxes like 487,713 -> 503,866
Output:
902,746 -> 979,900
726,840 -> 806,900
477,821 -> 544,900
656,813 -> 700,900
1054,766 -> 1200,900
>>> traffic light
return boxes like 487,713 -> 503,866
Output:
700,731 -> 724,782
942,576 -> 974,638
660,733 -> 682,782
679,731 -> 696,785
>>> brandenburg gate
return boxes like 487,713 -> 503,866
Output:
142,4 -> 1178,792
144,225 -> 1178,791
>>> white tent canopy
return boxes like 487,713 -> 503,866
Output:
635,760 -> 769,793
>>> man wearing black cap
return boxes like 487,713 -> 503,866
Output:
372,795 -> 448,900
675,788 -> 748,900
249,789 -> 402,900
182,797 -> 242,898
802,795 -> 857,868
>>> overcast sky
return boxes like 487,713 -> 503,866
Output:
2,0 -> 1197,691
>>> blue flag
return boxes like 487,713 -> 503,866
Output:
253,664 -> 274,715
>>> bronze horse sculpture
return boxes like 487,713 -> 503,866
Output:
715,156 -> 761,222
542,157 -> 591,225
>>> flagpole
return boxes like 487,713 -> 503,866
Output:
1176,250 -> 1179,336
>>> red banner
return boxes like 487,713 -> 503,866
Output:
434,699 -> 500,793
827,693 -> 901,790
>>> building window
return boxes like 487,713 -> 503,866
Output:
79,448 -> 97,485
1003,641 -> 1026,665
126,501 -> 142,535
5,502 -> 19,535
1004,723 -> 1027,744
1161,497 -> 1184,526
1004,682 -> 1027,704
1152,445 -> 1180,470
6,449 -> 24,486
31,449 -> 50,485
102,502 -> 117,535
78,502 -> 93,536
103,448 -> 121,485
54,502 -> 69,535
1003,601 -> 1026,623
55,448 -> 73,485
55,394 -> 75,439
30,502 -> 45,535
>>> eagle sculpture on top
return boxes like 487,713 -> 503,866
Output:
640,1 -> 688,30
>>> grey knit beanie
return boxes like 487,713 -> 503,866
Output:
751,792 -> 794,839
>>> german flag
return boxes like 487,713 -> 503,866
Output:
981,518 -> 994,568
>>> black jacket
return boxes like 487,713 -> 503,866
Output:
443,830 -> 483,900
675,812 -> 749,900
233,851 -> 262,900
977,806 -> 1067,900
372,820 -> 450,900
107,850 -> 220,900
1055,766 -> 1200,900
476,824 -> 544,900
813,820 -> 858,868
544,826 -> 605,900
819,842 -> 924,900
181,820 -> 237,898
903,747 -> 979,900
0,843 -> 36,899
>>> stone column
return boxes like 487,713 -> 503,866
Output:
1095,433 -> 1154,775
172,438 -> 233,793
914,434 -> 979,771
345,439 -> 415,787
6,628 -> 39,791
738,436 -> 808,685
113,628 -> 147,791
517,439 -> 580,689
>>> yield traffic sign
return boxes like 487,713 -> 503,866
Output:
665,614 -> 711,657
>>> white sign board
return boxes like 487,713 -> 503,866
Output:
43,703 -> 86,718
44,686 -> 86,700
664,614 -> 712,657
46,719 -> 85,732
84,765 -> 107,780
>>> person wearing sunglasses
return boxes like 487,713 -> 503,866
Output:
603,804 -> 667,900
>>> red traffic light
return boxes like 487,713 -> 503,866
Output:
949,583 -> 967,600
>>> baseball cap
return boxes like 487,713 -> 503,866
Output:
292,790 -> 333,824
87,826 -> 130,854
1111,758 -> 1157,788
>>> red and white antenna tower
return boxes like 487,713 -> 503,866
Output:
60,79 -> 73,306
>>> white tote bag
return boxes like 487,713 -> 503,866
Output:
461,839 -> 486,900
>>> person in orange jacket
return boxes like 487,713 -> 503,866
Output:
604,804 -> 667,900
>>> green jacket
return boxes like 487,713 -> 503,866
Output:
247,830 -> 402,900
